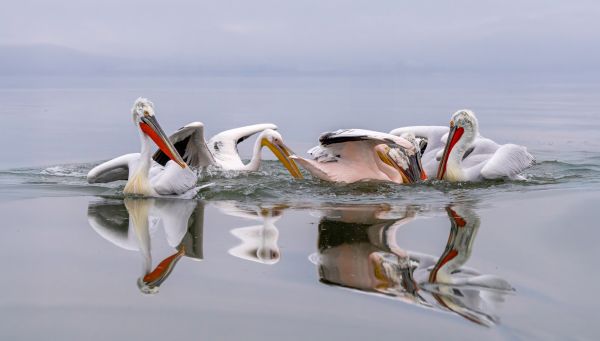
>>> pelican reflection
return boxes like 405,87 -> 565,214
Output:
312,203 -> 513,326
87,198 -> 204,294
215,201 -> 286,265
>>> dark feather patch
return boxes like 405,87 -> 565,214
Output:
319,131 -> 370,145
463,146 -> 475,160
237,134 -> 251,145
418,138 -> 428,155
153,135 -> 191,166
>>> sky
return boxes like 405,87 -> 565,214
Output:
1,1 -> 600,75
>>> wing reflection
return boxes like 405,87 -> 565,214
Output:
215,201 -> 286,265
87,198 -> 204,294
312,203 -> 513,326
86,197 -> 512,325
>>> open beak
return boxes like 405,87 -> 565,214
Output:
377,148 -> 423,184
139,115 -> 187,168
261,139 -> 304,179
436,124 -> 464,180
407,153 -> 427,182
141,247 -> 185,289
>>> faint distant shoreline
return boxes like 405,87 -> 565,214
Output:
2,44 -> 599,82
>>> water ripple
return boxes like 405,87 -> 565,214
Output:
1,157 -> 599,204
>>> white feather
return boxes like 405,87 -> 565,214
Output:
87,153 -> 138,183
480,144 -> 535,180
207,123 -> 277,168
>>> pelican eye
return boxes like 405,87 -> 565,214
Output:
450,120 -> 455,128
143,110 -> 150,117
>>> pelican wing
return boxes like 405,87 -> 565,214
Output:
151,161 -> 200,197
299,140 -> 391,183
389,126 -> 449,154
207,123 -> 277,167
150,199 -> 198,248
214,201 -> 261,220
153,122 -> 215,169
480,144 -> 535,180
308,139 -> 380,164
87,153 -> 138,183
87,200 -> 138,251
305,129 -> 417,180
458,137 -> 501,168
319,129 -> 414,150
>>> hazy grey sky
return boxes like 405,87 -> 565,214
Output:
1,0 -> 599,73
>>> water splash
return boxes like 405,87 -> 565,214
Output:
1,157 -> 599,204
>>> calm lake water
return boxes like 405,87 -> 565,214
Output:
0,76 -> 599,340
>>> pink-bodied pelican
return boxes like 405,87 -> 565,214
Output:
87,98 -> 201,198
390,110 -> 534,182
152,122 -> 303,178
290,129 -> 426,184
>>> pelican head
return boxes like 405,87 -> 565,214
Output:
131,97 -> 186,169
428,205 -> 480,283
256,246 -> 280,264
399,132 -> 428,180
260,129 -> 304,179
436,110 -> 479,180
375,144 -> 424,183
132,97 -> 156,122
450,110 -> 479,140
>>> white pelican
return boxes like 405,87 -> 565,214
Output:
412,205 -> 514,326
290,129 -> 426,184
419,206 -> 512,290
215,201 -> 284,265
390,110 -> 534,182
152,122 -> 303,178
87,198 -> 204,294
87,98 -> 201,198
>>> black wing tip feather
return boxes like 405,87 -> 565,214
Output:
235,124 -> 275,145
319,130 -> 370,146
152,135 -> 192,167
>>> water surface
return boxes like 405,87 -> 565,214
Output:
0,76 -> 599,340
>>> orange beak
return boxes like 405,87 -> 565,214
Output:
139,115 -> 187,168
436,125 -> 464,180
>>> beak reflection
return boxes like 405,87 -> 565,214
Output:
139,247 -> 185,294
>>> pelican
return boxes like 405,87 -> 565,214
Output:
415,206 -> 512,290
310,203 -> 513,326
152,122 -> 303,178
290,129 -> 426,184
413,205 -> 514,326
87,198 -> 205,294
390,110 -> 534,182
310,204 -> 420,301
87,98 -> 202,198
